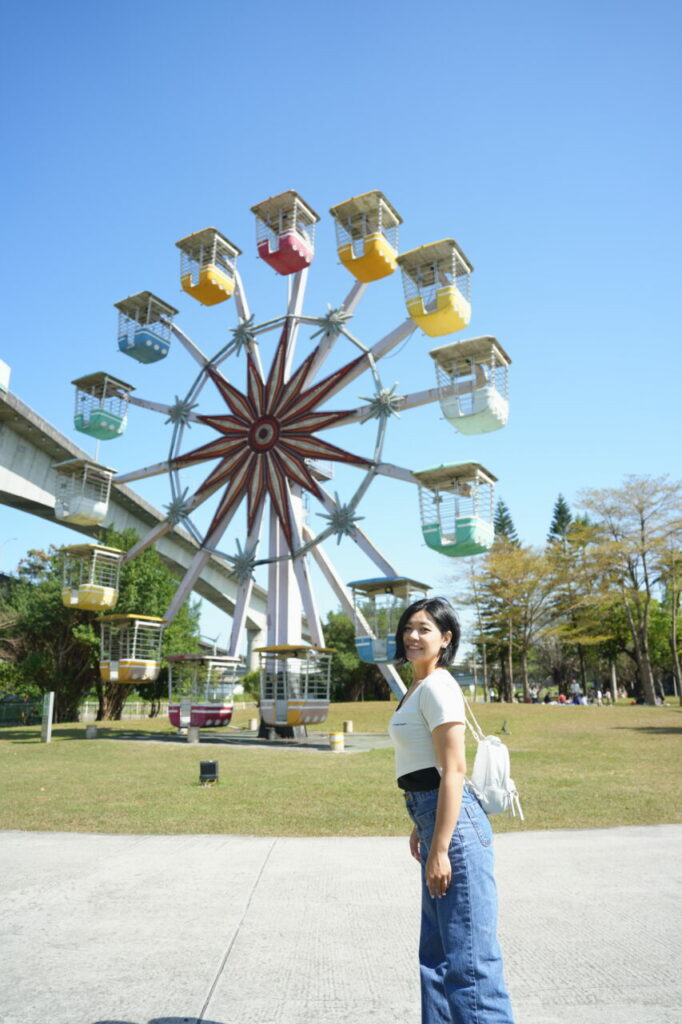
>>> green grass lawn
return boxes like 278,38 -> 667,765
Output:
0,702 -> 680,836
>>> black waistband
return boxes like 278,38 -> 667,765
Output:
397,767 -> 441,792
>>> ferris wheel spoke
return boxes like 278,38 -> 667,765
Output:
281,409 -> 354,433
123,519 -> 174,561
301,525 -> 405,698
246,350 -> 266,415
375,462 -> 422,486
203,456 -> 254,542
114,460 -> 172,484
272,344 -> 318,415
342,279 -> 368,317
320,318 -> 416,404
233,268 -> 250,321
164,491 -> 242,623
195,448 -> 251,500
278,350 -> 366,422
126,395 -> 201,423
283,268 -> 309,378
171,436 -> 244,477
168,322 -> 211,369
227,498 -> 265,656
265,458 -> 295,549
317,485 -> 398,577
205,365 -> 255,421
327,383 -> 443,428
263,323 -> 290,410
273,448 -> 323,497
246,460 -> 267,533
302,280 -> 368,386
286,489 -> 325,646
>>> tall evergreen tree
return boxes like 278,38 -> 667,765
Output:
493,499 -> 520,546
547,494 -> 573,543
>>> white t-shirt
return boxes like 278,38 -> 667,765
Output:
388,667 -> 465,779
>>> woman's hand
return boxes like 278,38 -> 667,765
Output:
425,847 -> 452,899
409,825 -> 421,862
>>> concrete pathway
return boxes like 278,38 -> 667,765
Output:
1,825 -> 680,1024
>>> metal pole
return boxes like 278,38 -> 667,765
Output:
40,692 -> 54,743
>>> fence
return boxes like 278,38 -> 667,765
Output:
78,699 -> 258,722
0,699 -> 43,726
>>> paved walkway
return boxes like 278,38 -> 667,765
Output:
1,825 -> 680,1024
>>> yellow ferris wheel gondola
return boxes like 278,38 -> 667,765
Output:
176,228 -> 241,306
256,644 -> 333,727
60,543 -> 124,612
98,614 -> 166,684
329,190 -> 402,283
397,239 -> 473,337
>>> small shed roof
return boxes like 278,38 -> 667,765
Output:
59,544 -> 123,557
412,462 -> 497,490
175,227 -> 241,259
397,239 -> 474,283
253,644 -> 335,655
329,190 -> 402,234
97,614 -> 167,623
53,458 -> 117,475
251,190 -> 320,225
165,653 -> 244,664
114,291 -> 179,323
347,576 -> 430,595
71,372 -> 135,394
428,336 -> 511,372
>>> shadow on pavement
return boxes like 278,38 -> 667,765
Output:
91,1017 -> 227,1023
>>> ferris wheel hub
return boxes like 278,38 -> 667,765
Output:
249,416 -> 280,452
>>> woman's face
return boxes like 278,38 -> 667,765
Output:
402,609 -> 451,671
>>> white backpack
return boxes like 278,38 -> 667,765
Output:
464,701 -> 524,820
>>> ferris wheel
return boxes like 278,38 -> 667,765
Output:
61,190 -> 510,729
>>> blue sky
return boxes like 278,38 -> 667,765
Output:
2,0 -> 680,647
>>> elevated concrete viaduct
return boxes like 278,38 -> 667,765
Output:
0,388 -> 268,661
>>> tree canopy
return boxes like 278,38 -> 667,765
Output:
0,528 -> 200,721
456,477 -> 682,705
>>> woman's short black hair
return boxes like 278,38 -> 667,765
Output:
394,596 -> 461,667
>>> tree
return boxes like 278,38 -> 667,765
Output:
493,500 -> 520,546
0,531 -> 200,722
656,540 -> 682,704
468,545 -> 554,701
0,549 -> 100,721
322,610 -> 396,701
547,494 -> 572,544
578,475 -> 682,705
544,517 -> 611,691
94,528 -> 200,720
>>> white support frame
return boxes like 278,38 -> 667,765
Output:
302,524 -> 406,699
227,500 -> 266,657
317,485 -> 398,577
287,486 -> 325,647
303,279 -> 368,386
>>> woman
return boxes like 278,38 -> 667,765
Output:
388,596 -> 515,1023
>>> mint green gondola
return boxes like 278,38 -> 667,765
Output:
72,372 -> 134,440
413,463 -> 497,558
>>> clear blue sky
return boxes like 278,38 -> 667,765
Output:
2,0 -> 680,646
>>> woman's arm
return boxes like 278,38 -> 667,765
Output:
424,721 -> 466,898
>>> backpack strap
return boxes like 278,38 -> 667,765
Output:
462,695 -> 485,744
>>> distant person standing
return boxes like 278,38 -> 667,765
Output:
388,596 -> 516,1023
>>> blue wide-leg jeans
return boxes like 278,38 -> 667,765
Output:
404,786 -> 515,1024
